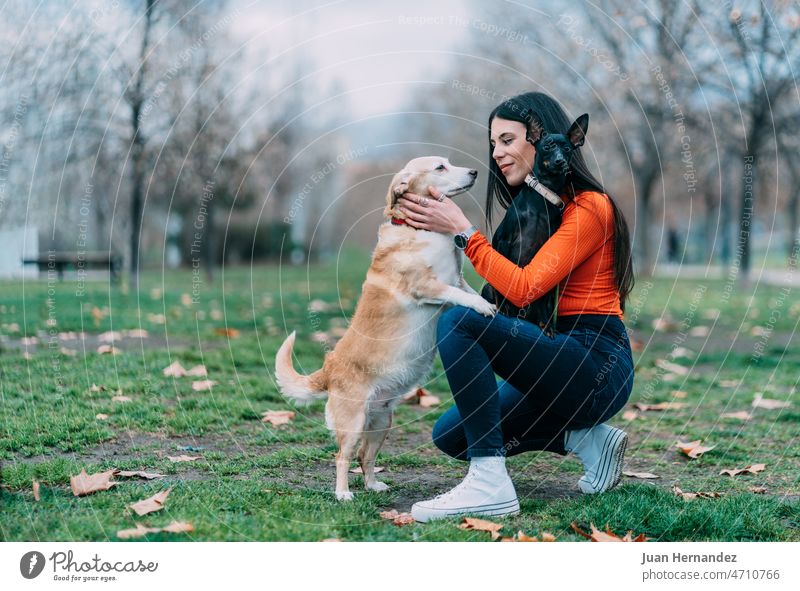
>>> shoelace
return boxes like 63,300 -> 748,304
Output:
430,469 -> 478,501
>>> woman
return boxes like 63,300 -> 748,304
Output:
396,92 -> 636,523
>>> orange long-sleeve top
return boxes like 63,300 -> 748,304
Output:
464,190 -> 623,318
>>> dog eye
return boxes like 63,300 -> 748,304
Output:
436,164 -> 447,171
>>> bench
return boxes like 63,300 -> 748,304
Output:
22,252 -> 123,282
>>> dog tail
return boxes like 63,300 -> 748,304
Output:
275,331 -> 328,403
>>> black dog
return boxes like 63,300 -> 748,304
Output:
481,112 -> 589,337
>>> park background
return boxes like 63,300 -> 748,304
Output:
0,0 -> 798,542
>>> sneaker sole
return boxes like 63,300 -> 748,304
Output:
411,498 -> 520,523
579,430 -> 628,494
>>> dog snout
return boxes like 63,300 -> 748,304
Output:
469,169 -> 478,178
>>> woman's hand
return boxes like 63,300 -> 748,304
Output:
396,186 -> 474,234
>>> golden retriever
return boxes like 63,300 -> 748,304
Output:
275,157 -> 495,500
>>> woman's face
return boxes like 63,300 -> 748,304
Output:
490,117 -> 536,187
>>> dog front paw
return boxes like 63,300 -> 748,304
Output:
471,296 -> 497,317
366,481 -> 390,492
336,490 -> 354,501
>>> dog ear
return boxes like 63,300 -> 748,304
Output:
523,109 -> 546,144
567,113 -> 589,147
384,170 -> 412,216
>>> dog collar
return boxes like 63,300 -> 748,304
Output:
524,174 -> 565,210
391,217 -> 415,227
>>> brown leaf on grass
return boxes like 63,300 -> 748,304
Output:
671,390 -> 688,399
91,306 -> 105,325
655,359 -> 689,375
125,328 -> 149,338
112,393 -> 132,403
749,486 -> 767,494
350,466 -> 384,474
622,410 -> 640,421
191,380 -> 216,391
167,455 -> 201,463
98,331 -> 122,343
89,383 -> 105,392
378,509 -> 414,526
33,480 -> 40,501
652,317 -> 678,332
404,387 -> 441,407
181,293 -> 193,307
163,361 -> 187,377
634,401 -> 687,411
95,414 -> 109,420
630,339 -> 644,352
751,393 -> 791,410
130,488 -> 172,516
570,522 -> 648,542
148,313 -> 166,325
116,470 -> 165,480
214,327 -> 240,338
672,485 -> 724,500
458,517 -> 504,540
185,364 -> 208,377
721,410 -> 752,420
116,520 -> 193,539
60,347 -> 78,356
718,379 -> 740,388
261,410 -> 295,426
719,463 -> 766,477
623,471 -> 660,479
70,469 -> 117,496
676,440 -> 716,459
97,344 -> 121,355
689,325 -> 710,337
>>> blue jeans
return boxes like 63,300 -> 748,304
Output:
432,306 -> 634,459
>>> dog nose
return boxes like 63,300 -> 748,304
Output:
469,169 -> 478,177
554,157 -> 566,166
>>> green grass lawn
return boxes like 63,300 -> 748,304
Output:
1,252 -> 798,541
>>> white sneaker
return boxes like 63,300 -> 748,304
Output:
564,424 -> 628,494
411,456 -> 520,523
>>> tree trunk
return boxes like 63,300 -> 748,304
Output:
634,165 -> 659,277
737,151 -> 756,281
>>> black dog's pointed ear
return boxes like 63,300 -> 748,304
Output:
522,109 -> 546,145
567,113 -> 589,147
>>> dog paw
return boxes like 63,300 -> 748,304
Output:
472,298 -> 497,317
336,490 -> 354,501
366,481 -> 390,492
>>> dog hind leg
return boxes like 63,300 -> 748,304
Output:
330,389 -> 367,501
358,409 -> 393,492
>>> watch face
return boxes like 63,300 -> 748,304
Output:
454,234 -> 467,249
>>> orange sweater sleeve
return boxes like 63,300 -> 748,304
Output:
464,191 -> 613,308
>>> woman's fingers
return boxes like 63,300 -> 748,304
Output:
397,194 -> 427,213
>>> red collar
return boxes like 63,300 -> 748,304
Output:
391,217 -> 411,226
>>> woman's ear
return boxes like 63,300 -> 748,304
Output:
384,170 -> 412,216
568,113 -> 589,147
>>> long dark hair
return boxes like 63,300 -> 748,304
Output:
486,92 -> 635,312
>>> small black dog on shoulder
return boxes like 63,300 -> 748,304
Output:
481,111 -> 589,337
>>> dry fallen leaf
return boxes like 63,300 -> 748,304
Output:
676,440 -> 716,459
130,488 -> 172,516
185,364 -> 208,377
214,327 -> 240,338
167,455 -> 201,463
689,325 -> 710,337
116,470 -> 165,480
622,410 -> 640,421
181,293 -> 193,307
112,394 -> 132,403
148,313 -> 166,325
634,402 -> 687,411
126,328 -> 149,338
261,410 -> 295,426
500,530 -> 556,542
89,383 -> 105,392
97,345 -> 121,355
70,469 -> 117,496
623,471 -> 660,479
191,380 -> 216,391
751,393 -> 791,410
672,485 -> 724,500
33,480 -> 40,501
458,517 -> 504,540
718,379 -> 740,388
652,317 -> 678,332
350,466 -> 385,474
721,410 -> 752,421
95,414 -> 109,420
655,359 -> 689,375
571,522 -> 648,542
116,520 -> 193,540
671,390 -> 688,399
98,331 -> 122,343
163,361 -> 187,377
378,509 -> 414,526
719,463 -> 766,477
749,486 -> 767,494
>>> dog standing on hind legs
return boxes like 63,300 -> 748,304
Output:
274,157 -> 495,501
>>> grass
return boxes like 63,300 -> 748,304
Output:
1,251 -> 798,541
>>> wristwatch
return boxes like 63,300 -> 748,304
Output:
454,225 -> 478,249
